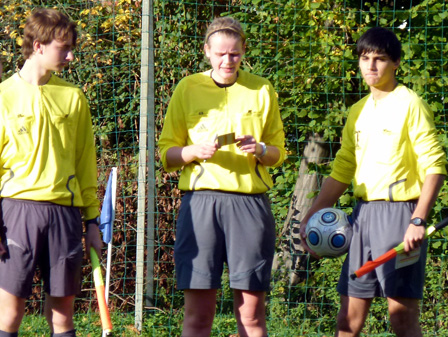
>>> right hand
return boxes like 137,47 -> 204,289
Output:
85,222 -> 103,261
299,214 -> 322,259
192,141 -> 219,161
0,241 -> 6,257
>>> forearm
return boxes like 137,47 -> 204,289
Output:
165,142 -> 219,170
165,146 -> 197,169
412,174 -> 446,220
256,145 -> 280,166
304,177 -> 350,220
403,174 -> 445,252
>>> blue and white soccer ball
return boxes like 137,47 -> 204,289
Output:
305,208 -> 353,258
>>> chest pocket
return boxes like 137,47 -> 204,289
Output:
356,126 -> 402,165
50,113 -> 75,150
375,128 -> 402,164
235,109 -> 264,138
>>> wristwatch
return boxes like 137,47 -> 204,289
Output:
85,218 -> 100,230
255,142 -> 267,159
410,217 -> 427,227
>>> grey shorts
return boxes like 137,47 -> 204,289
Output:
337,200 -> 427,299
0,198 -> 83,298
174,190 -> 276,291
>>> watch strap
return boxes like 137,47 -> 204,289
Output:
255,142 -> 267,158
410,217 -> 427,227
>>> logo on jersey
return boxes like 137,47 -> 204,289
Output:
18,126 -> 28,135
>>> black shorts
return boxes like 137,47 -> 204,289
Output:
0,198 -> 83,298
174,190 -> 276,291
337,200 -> 427,299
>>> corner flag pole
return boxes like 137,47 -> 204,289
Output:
99,167 -> 117,337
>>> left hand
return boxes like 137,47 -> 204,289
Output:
403,223 -> 426,253
236,135 -> 260,156
85,221 -> 103,259
0,241 -> 6,257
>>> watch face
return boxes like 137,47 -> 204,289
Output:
411,218 -> 425,226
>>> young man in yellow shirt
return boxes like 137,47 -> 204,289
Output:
300,27 -> 446,337
0,9 -> 102,337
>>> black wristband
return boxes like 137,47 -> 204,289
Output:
85,218 -> 99,230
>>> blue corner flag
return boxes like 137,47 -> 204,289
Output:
100,169 -> 116,244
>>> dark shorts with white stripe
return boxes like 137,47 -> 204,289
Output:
0,198 -> 83,298
337,200 -> 427,299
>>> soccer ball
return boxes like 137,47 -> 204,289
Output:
305,208 -> 353,258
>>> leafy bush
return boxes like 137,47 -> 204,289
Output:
0,0 -> 447,335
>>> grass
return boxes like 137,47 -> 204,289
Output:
17,295 -> 448,337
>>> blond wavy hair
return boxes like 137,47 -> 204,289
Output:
205,17 -> 246,45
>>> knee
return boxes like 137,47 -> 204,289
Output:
236,304 -> 266,330
50,314 -> 74,329
336,310 -> 363,335
389,311 -> 420,336
388,299 -> 421,336
184,308 -> 215,329
0,310 -> 24,332
238,311 -> 263,329
336,312 -> 351,333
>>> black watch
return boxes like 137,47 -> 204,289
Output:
85,218 -> 99,230
410,217 -> 426,227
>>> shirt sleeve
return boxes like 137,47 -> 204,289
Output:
76,93 -> 100,220
260,82 -> 286,167
330,109 -> 357,184
408,98 -> 447,176
158,81 -> 188,172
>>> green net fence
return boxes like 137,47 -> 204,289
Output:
1,0 -> 448,336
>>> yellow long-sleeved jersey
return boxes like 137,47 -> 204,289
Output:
331,84 -> 447,201
0,73 -> 100,220
158,69 -> 286,193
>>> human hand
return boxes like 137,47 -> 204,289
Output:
235,135 -> 259,155
0,241 -> 6,257
403,223 -> 426,253
299,215 -> 322,259
85,221 -> 103,260
0,226 -> 6,257
193,141 -> 219,161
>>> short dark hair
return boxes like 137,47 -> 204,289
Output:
22,8 -> 77,59
356,27 -> 401,62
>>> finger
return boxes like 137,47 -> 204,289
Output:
299,234 -> 321,259
403,240 -> 411,253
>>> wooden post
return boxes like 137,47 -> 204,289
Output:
273,133 -> 329,285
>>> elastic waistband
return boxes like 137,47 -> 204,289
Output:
358,199 -> 418,204
186,190 -> 265,198
1,198 -> 74,208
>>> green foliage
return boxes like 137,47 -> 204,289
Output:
1,0 -> 447,334
0,0 -> 142,314
154,0 -> 448,334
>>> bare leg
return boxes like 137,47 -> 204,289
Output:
0,288 -> 25,333
233,290 -> 267,337
388,297 -> 422,337
335,295 -> 372,337
181,289 -> 217,337
44,294 -> 75,334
